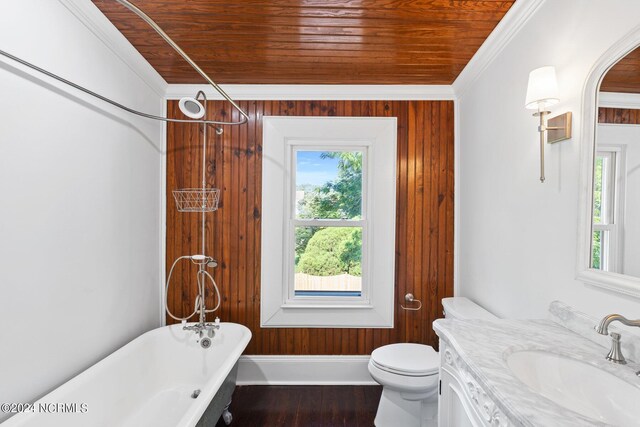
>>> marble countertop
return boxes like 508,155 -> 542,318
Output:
433,318 -> 640,427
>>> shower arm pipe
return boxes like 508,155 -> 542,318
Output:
0,48 -> 236,129
197,90 -> 207,258
114,0 -> 248,125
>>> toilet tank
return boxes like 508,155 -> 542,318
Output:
442,297 -> 497,320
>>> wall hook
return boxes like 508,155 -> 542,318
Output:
401,293 -> 422,311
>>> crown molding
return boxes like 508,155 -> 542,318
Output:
165,84 -> 456,101
453,0 -> 546,98
599,92 -> 640,109
58,0 -> 167,97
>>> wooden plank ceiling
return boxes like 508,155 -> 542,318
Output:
601,46 -> 640,94
92,0 -> 515,84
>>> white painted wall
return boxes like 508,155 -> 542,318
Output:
0,1 -> 164,420
597,124 -> 640,277
457,0 -> 640,319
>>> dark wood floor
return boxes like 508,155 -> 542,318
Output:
215,385 -> 382,427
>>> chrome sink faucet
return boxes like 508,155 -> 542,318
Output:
595,314 -> 640,364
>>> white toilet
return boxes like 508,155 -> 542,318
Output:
368,297 -> 497,427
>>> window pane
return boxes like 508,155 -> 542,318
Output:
591,229 -> 611,271
294,226 -> 362,297
591,230 -> 602,270
593,156 -> 603,224
296,151 -> 362,220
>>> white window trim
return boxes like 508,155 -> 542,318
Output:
593,144 -> 627,273
261,116 -> 397,328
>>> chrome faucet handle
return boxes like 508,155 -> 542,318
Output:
202,323 -> 220,337
606,332 -> 626,365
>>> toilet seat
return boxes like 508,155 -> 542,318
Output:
370,343 -> 439,377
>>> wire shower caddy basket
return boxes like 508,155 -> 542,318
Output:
172,188 -> 220,212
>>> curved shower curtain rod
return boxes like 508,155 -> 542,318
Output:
0,0 -> 249,129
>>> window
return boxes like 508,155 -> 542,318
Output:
261,117 -> 397,327
294,150 -> 364,298
591,146 -> 625,271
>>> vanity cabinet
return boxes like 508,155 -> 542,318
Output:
438,341 -> 511,427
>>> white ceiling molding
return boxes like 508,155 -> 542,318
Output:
452,0 -> 546,98
58,0 -> 168,97
599,92 -> 640,109
165,84 -> 456,101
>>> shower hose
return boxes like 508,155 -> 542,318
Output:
165,255 -> 221,322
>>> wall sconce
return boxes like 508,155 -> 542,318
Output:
525,66 -> 572,183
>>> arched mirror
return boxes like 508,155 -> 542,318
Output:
578,33 -> 640,297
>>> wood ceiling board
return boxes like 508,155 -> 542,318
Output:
601,46 -> 640,94
93,0 -> 515,84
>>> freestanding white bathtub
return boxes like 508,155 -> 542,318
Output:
2,322 -> 251,427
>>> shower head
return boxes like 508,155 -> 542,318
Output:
189,255 -> 217,268
179,97 -> 205,119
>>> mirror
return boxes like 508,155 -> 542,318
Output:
591,46 -> 640,278
577,31 -> 640,297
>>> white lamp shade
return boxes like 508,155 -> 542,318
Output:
525,66 -> 559,110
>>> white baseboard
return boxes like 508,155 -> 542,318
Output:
236,355 -> 377,386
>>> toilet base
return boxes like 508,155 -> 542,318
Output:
374,387 -> 438,427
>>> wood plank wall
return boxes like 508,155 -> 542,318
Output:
598,107 -> 640,124
166,100 -> 454,355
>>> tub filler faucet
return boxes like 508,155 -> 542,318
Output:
595,314 -> 640,364
184,317 -> 221,349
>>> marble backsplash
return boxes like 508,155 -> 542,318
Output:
548,301 -> 640,363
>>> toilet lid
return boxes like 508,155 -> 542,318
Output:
371,343 -> 439,376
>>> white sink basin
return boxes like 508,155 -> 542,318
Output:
507,350 -> 640,425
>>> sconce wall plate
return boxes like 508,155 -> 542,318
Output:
547,112 -> 572,144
